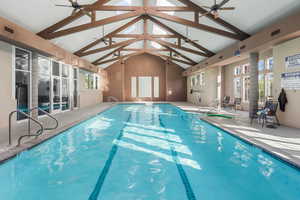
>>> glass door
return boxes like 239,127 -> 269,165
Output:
73,68 -> 79,109
14,47 -> 31,120
38,56 -> 51,115
61,64 -> 70,111
51,61 -> 61,113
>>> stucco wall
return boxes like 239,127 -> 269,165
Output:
273,37 -> 300,128
0,41 -> 16,128
187,67 -> 218,106
79,72 -> 103,108
104,53 -> 186,102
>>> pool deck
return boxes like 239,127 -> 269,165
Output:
172,102 -> 300,168
1,101 -> 300,169
0,102 -> 115,163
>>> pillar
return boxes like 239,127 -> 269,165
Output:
31,52 -> 39,119
249,52 -> 259,118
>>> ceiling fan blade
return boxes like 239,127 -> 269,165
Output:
201,6 -> 212,9
55,4 -> 73,7
218,0 -> 231,8
199,11 -> 211,18
219,7 -> 235,10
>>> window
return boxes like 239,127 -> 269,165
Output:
191,76 -> 197,87
266,57 -> 273,71
258,60 -> 265,71
200,72 -> 205,86
234,78 -> 241,98
131,77 -> 137,98
73,68 -> 79,108
234,66 -> 241,76
52,61 -> 61,112
258,74 -> 265,102
138,76 -> 152,98
265,73 -> 273,98
243,64 -> 250,74
14,48 -> 31,120
154,77 -> 159,98
38,56 -> 50,115
243,77 -> 250,102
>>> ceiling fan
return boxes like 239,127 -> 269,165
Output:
200,0 -> 235,19
93,26 -> 116,45
55,0 -> 91,17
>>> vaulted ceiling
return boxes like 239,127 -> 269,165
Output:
1,0 -> 300,68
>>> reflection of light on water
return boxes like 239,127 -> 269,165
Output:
125,126 -> 181,143
115,140 -> 201,170
217,132 -> 224,152
258,154 -> 274,178
193,125 -> 207,144
125,122 -> 175,133
123,132 -> 192,156
230,142 -> 253,168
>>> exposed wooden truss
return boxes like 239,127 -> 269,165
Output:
38,0 -> 250,68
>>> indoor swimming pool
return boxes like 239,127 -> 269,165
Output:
0,103 -> 299,200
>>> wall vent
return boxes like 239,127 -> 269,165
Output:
4,26 -> 14,34
271,29 -> 281,37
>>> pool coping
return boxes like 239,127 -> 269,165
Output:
0,104 -> 115,164
200,116 -> 300,170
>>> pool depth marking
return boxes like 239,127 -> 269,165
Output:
158,115 -> 197,200
88,113 -> 132,200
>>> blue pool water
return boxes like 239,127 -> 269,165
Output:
0,103 -> 299,200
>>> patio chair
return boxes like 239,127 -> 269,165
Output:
222,96 -> 231,108
261,101 -> 280,128
233,98 -> 242,111
254,100 -> 280,128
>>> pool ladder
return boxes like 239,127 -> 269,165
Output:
9,107 -> 59,146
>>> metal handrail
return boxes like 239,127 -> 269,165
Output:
8,110 -> 44,146
29,107 -> 59,131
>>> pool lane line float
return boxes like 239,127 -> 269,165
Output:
207,113 -> 233,119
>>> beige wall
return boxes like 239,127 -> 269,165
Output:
0,41 -> 16,128
79,72 -> 103,108
104,53 -> 187,102
273,37 -> 300,128
187,67 -> 218,106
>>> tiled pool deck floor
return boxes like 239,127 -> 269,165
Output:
172,102 -> 300,168
1,102 -> 300,169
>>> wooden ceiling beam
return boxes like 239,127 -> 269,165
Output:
154,53 -> 194,65
80,38 -> 142,57
88,6 -> 196,12
95,51 -> 144,65
147,10 -> 243,40
122,48 -> 169,51
92,44 -> 129,64
149,37 -> 208,57
37,0 -> 112,38
146,15 -> 214,56
74,16 -> 143,56
175,0 -> 250,39
41,10 -> 143,39
113,34 -> 177,38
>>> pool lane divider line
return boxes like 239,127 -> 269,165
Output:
88,113 -> 132,200
158,115 -> 197,200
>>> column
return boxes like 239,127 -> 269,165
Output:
249,52 -> 259,118
31,52 -> 39,119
